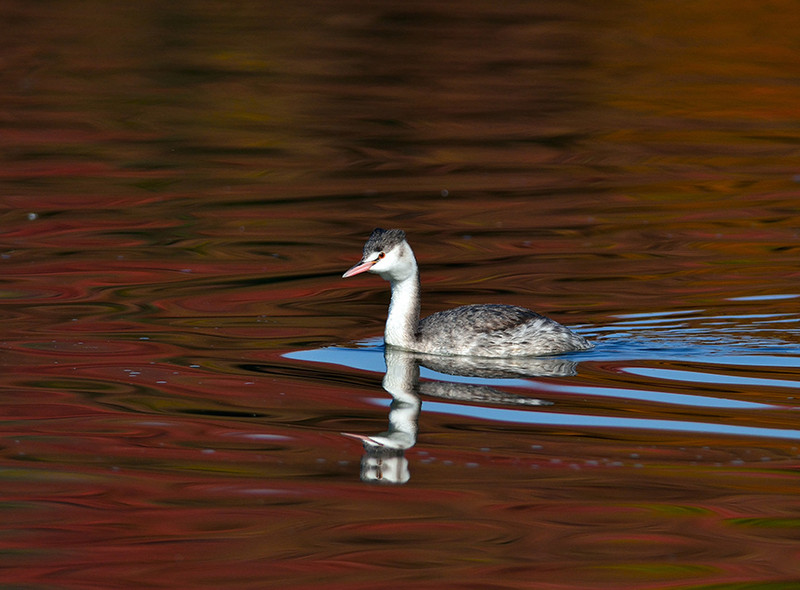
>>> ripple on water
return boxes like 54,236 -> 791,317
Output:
4,0 -> 800,587
290,307 -> 800,445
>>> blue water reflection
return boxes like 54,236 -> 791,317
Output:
374,399 -> 800,441
286,316 -> 800,444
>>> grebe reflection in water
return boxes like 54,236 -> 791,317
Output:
342,348 -> 573,485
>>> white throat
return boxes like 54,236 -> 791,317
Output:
385,274 -> 419,348
379,243 -> 420,349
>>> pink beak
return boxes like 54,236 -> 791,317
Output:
342,260 -> 374,278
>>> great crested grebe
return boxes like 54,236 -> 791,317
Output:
342,228 -> 592,357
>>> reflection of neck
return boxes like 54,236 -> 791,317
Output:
378,349 -> 420,450
346,350 -> 422,485
383,348 -> 420,399
385,266 -> 420,350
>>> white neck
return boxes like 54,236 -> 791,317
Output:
384,267 -> 420,350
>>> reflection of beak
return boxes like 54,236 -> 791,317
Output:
342,260 -> 374,278
341,432 -> 379,445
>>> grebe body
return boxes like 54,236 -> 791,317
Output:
343,228 -> 592,358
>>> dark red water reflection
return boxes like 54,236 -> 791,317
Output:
2,0 -> 800,588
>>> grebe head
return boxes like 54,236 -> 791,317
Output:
342,228 -> 416,282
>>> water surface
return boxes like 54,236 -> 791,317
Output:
2,1 -> 800,589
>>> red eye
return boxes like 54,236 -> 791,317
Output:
378,252 -> 385,259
